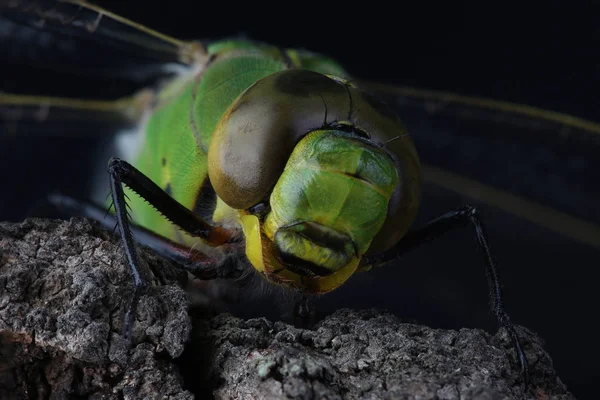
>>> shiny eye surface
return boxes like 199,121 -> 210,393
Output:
207,69 -> 352,210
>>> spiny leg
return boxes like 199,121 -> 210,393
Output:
107,157 -> 234,341
365,205 -> 529,387
47,193 -> 240,279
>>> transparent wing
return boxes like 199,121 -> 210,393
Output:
0,0 -> 204,138
0,91 -> 152,138
0,0 -> 206,81
360,81 -> 600,247
0,1 -> 209,221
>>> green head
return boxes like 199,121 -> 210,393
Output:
208,69 -> 421,292
263,129 -> 398,274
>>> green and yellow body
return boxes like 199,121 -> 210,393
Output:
125,39 -> 422,293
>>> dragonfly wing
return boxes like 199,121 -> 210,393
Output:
0,0 -> 206,81
360,81 -> 600,247
0,91 -> 152,138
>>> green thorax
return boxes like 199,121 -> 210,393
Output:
126,39 -> 349,244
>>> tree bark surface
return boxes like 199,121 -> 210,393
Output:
0,219 -> 574,399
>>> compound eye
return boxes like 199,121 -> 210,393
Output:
207,69 -> 350,210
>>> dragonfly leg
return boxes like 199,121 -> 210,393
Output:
108,157 -> 233,245
108,162 -> 146,343
365,205 -> 529,387
46,193 -> 241,279
293,295 -> 317,328
106,157 -> 235,342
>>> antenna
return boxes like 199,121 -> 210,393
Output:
382,133 -> 410,147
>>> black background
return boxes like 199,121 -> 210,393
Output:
1,1 -> 599,398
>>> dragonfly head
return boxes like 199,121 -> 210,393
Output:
208,69 -> 421,292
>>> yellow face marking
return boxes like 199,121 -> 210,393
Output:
240,214 -> 266,273
240,214 -> 361,293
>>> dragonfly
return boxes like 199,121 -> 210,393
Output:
2,0 -> 600,391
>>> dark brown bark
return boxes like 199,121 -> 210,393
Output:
0,218 -> 574,399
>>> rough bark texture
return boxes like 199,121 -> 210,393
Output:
0,218 -> 193,399
0,218 -> 574,399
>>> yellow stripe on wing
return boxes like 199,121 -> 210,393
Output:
2,0 -> 207,65
0,90 -> 153,120
361,82 -> 600,136
423,164 -> 600,250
